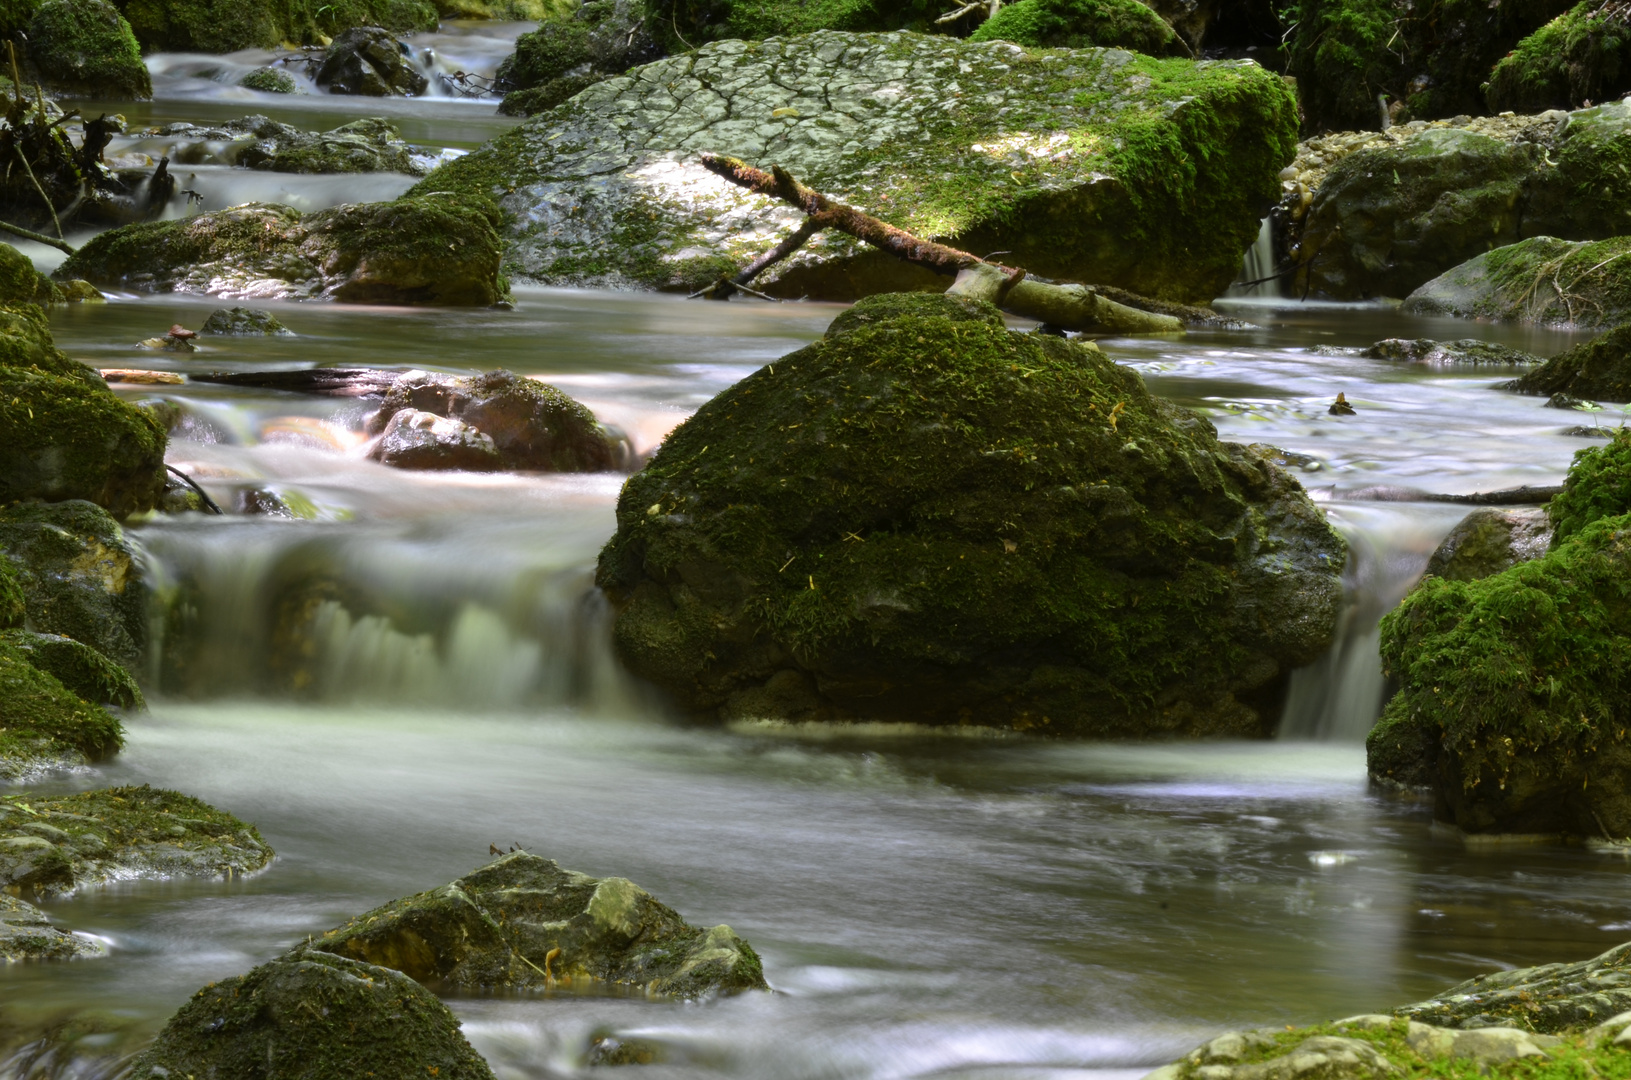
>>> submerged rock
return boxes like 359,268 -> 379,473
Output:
367,370 -> 624,472
597,293 -> 1345,734
27,0 -> 151,100
1373,432 -> 1631,835
318,26 -> 429,96
1404,237 -> 1631,328
1291,104 -> 1631,300
0,500 -> 149,669
200,306 -> 293,336
56,195 -> 508,306
419,31 -> 1298,302
1398,940 -> 1631,1031
1504,325 -> 1631,401
1423,508 -> 1552,583
0,786 -> 273,898
128,948 -> 494,1080
1361,338 -> 1543,366
311,851 -> 768,998
0,893 -> 103,962
968,0 -> 1186,55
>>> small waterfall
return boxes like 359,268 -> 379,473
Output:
1278,503 -> 1467,741
140,517 -> 646,715
1225,216 -> 1282,299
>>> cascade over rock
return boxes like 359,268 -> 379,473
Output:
416,31 -> 1299,303
596,293 -> 1346,734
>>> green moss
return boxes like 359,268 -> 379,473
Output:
301,194 -> 507,305
1487,0 -> 1631,112
117,0 -> 438,52
59,203 -> 304,283
1546,425 -> 1631,542
597,293 -> 1343,732
0,243 -> 37,305
495,14 -> 595,89
129,948 -> 494,1080
435,0 -> 572,17
29,0 -> 150,99
239,65 -> 296,92
0,553 -> 21,630
0,641 -> 123,774
0,0 -> 39,35
1413,236 -> 1631,328
0,630 -> 143,709
970,0 -> 1183,55
645,0 -> 936,50
498,75 -> 596,114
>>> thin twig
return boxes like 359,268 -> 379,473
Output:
0,217 -> 73,253
165,465 -> 224,515
14,144 -> 63,241
936,1 -> 983,22
699,217 -> 822,300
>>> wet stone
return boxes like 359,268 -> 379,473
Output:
200,306 -> 293,336
1397,939 -> 1631,1032
0,893 -> 104,962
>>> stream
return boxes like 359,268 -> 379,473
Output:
5,38 -> 1631,1080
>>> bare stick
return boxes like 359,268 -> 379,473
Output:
14,145 -> 63,241
936,1 -> 984,22
701,217 -> 824,300
0,216 -> 73,254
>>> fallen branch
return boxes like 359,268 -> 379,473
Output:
0,217 -> 73,254
936,1 -> 984,22
700,154 -> 1182,334
696,216 -> 822,300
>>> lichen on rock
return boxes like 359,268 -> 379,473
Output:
417,31 -> 1299,302
310,851 -> 768,997
56,195 -> 508,306
597,293 -> 1345,734
0,786 -> 273,898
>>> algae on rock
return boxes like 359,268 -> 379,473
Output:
597,293 -> 1344,734
311,851 -> 768,997
417,31 -> 1299,302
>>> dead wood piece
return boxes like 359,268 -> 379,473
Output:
191,368 -> 406,397
946,261 -> 1025,305
1004,278 -> 1182,334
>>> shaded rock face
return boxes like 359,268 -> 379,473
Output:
116,0 -> 438,53
968,0 -> 1186,55
1361,338 -> 1543,366
1504,325 -> 1631,400
28,0 -> 151,100
1405,237 -> 1631,328
367,370 -> 625,472
1398,940 -> 1631,1031
1373,432 -> 1631,835
1487,0 -> 1631,113
56,196 -> 507,306
596,294 -> 1345,735
311,852 -> 768,998
1423,508 -> 1552,581
127,948 -> 494,1080
318,26 -> 429,96
494,0 -> 660,117
1294,103 -> 1631,300
0,786 -> 273,899
418,32 -> 1298,303
0,894 -> 103,963
0,501 -> 148,669
200,306 -> 292,335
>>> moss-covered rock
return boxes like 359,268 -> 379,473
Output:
0,643 -> 122,781
27,0 -> 150,100
0,630 -> 143,709
0,243 -> 39,306
1361,337 -> 1543,366
1403,236 -> 1631,327
1396,940 -> 1631,1031
597,293 -> 1345,733
1297,103 -> 1631,300
1545,427 -> 1631,543
200,306 -> 293,335
0,553 -> 22,630
317,26 -> 430,96
367,369 -> 623,471
239,65 -> 297,93
418,32 -> 1298,302
494,0 -> 659,111
311,851 -> 767,997
1422,507 -> 1552,582
1285,0 -> 1573,132
235,116 -> 422,174
116,0 -> 438,53
56,195 -> 508,306
969,0 -> 1185,55
128,947 -> 494,1080
0,786 -> 273,898
0,316 -> 169,518
645,0 -> 937,51
0,501 -> 149,669
438,0 -> 570,16
1504,325 -> 1631,403
1486,0 -> 1631,113
0,893 -> 103,962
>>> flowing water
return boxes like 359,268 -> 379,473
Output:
6,49 -> 1631,1080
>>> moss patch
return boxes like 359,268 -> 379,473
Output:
0,630 -> 143,709
29,0 -> 150,99
1507,325 -> 1631,404
1405,236 -> 1631,327
971,0 -> 1184,54
1546,426 -> 1631,542
1487,0 -> 1631,112
0,642 -> 122,780
116,0 -> 438,53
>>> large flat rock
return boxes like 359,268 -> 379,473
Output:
419,31 -> 1298,302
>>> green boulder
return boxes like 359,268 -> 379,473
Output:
312,852 -> 768,997
494,0 -> 658,114
239,66 -> 297,93
1546,427 -> 1631,543
1504,324 -> 1631,402
597,294 -> 1345,734
969,0 -> 1185,55
0,642 -> 123,781
0,630 -> 143,709
1486,0 -> 1631,113
128,948 -> 494,1080
1403,236 -> 1631,327
28,0 -> 151,100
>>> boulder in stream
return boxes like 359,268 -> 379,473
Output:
1361,339 -> 1543,367
318,26 -> 430,96
128,947 -> 494,1080
0,786 -> 273,898
494,0 -> 661,116
1403,237 -> 1631,328
419,31 -> 1299,302
0,638 -> 123,782
0,893 -> 104,962
1422,508 -> 1552,582
310,851 -> 768,997
200,306 -> 293,336
1503,325 -> 1631,402
239,66 -> 298,94
368,370 -> 625,472
234,115 -> 426,175
56,195 -> 508,306
597,293 -> 1346,734
27,0 -> 151,100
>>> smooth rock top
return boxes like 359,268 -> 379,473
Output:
419,30 -> 1297,301
311,852 -> 768,998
